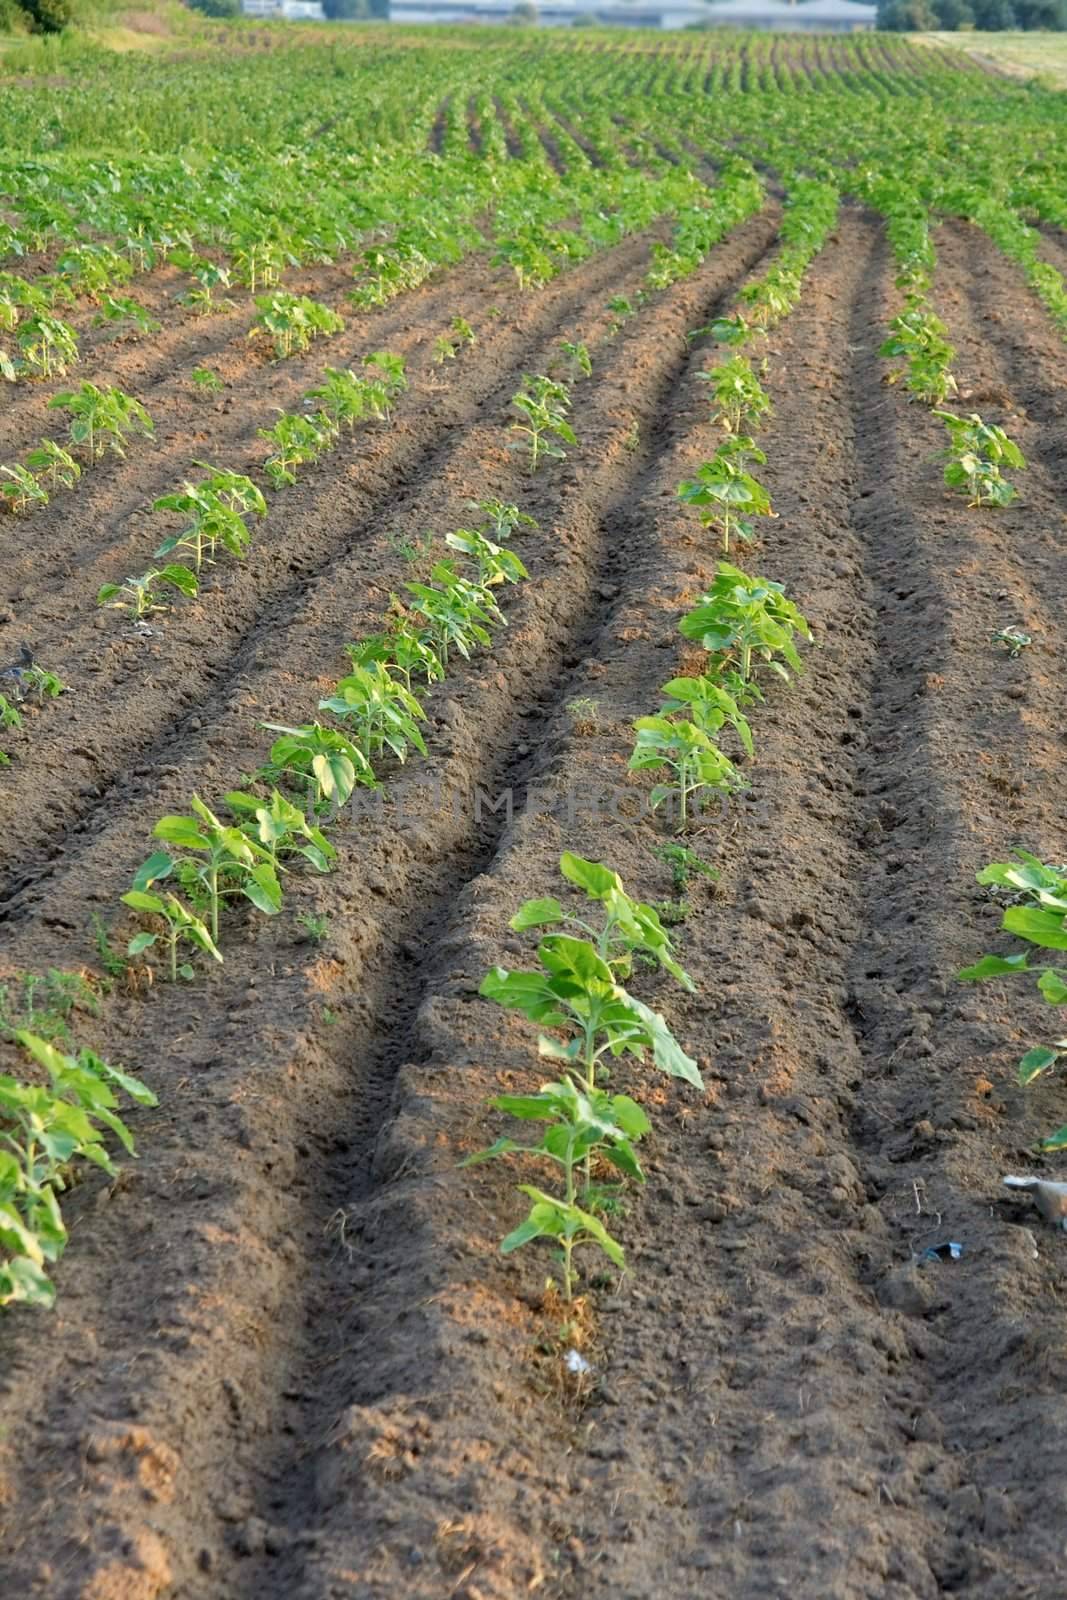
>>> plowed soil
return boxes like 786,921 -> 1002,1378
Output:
2,205 -> 1066,1600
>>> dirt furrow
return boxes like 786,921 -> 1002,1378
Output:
0,217 -> 778,1600
0,222 -> 704,921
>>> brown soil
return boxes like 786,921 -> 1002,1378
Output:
2,207 -> 1067,1600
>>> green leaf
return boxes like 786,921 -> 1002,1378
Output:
1003,906 -> 1067,951
1041,1124 -> 1067,1151
122,888 -> 166,915
559,853 -> 621,899
958,953 -> 1030,982
127,932 -> 157,956
153,817 -> 210,850
510,897 -> 565,931
1019,1046 -> 1061,1084
1038,969 -> 1067,1005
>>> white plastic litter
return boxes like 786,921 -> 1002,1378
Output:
564,1348 -> 591,1376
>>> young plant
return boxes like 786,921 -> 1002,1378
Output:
992,625 -> 1032,658
433,334 -> 458,364
464,1075 -> 646,1302
97,566 -> 199,618
178,257 -> 234,316
701,354 -> 772,435
362,350 -> 407,422
121,890 -> 222,982
679,562 -> 813,683
509,374 -> 576,473
654,841 -> 718,895
404,561 -> 501,666
0,1031 -> 156,1309
0,464 -> 49,516
509,852 -> 694,990
959,853 -> 1067,1145
223,788 -> 336,875
49,382 -> 154,461
191,366 -> 224,393
153,468 -> 266,571
305,366 -> 373,431
15,313 -> 79,380
657,675 -> 754,756
880,306 -> 957,405
472,499 -> 537,541
629,716 -> 746,828
451,315 -> 476,347
557,340 -> 592,382
319,663 -> 427,773
677,437 -> 776,555
259,722 -> 373,815
444,526 -> 528,588
250,292 -> 344,360
934,410 -> 1026,507
258,410 -> 337,489
131,794 -> 283,946
25,439 -> 80,492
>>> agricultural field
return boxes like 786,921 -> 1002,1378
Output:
1,21 -> 1067,1599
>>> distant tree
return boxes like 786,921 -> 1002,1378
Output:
932,0 -> 975,25
323,0 -> 370,16
185,0 -> 240,14
878,0 -> 937,26
970,0 -> 1017,22
511,0 -> 538,20
20,0 -> 73,30
1014,0 -> 1066,25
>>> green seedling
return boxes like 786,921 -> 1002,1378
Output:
297,912 -> 331,945
387,528 -> 435,565
0,464 -> 49,516
97,565 -> 199,617
960,853 -> 1067,1145
657,675 -> 754,756
654,841 -> 719,895
433,334 -> 457,364
701,354 -> 772,435
652,899 -> 689,927
557,339 -> 592,381
509,851 -> 695,991
92,295 -> 160,338
362,350 -> 408,422
191,366 -> 224,392
320,663 -> 427,773
0,970 -> 98,1045
0,1030 -> 156,1309
509,374 -> 576,472
224,788 -> 336,875
566,697 -> 599,735
250,292 -> 344,360
49,382 -> 154,461
451,315 -> 476,346
880,305 -> 957,405
445,526 -> 528,588
132,794 -> 283,946
347,615 -> 445,693
153,468 -> 266,570
935,410 -> 1026,507
464,1075 -> 646,1302
471,499 -> 537,541
679,562 -> 813,683
678,437 -> 776,555
231,238 -> 287,294
25,439 -> 80,492
305,366 -> 375,431
992,625 -> 1032,658
260,722 -> 373,814
15,313 -> 79,380
405,561 -> 501,666
630,716 -> 746,828
121,890 -> 222,982
179,257 -> 235,317
258,409 -> 338,489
